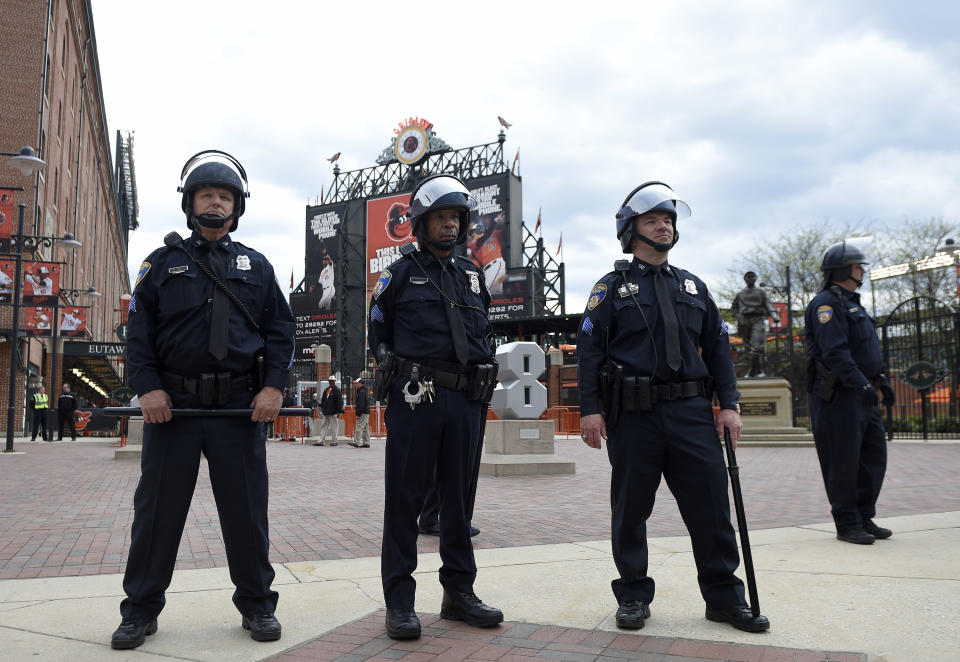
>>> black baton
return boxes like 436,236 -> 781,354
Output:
466,403 -> 489,521
104,407 -> 312,418
722,427 -> 760,618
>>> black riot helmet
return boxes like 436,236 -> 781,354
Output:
615,181 -> 691,253
821,241 -> 870,288
178,150 -> 250,232
408,174 -> 478,249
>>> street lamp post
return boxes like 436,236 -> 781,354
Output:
2,147 -> 55,452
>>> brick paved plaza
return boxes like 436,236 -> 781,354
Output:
2,437 -> 959,579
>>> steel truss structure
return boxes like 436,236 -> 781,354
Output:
315,132 -> 508,206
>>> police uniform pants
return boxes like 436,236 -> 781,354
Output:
120,390 -> 277,621
809,387 -> 886,532
354,413 -> 370,445
606,397 -> 745,608
381,379 -> 482,608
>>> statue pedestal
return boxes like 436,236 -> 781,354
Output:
737,378 -> 814,446
480,419 -> 575,476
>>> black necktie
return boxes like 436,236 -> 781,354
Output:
652,265 -> 682,372
206,243 -> 229,361
440,261 -> 469,365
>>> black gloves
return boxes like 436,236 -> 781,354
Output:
878,379 -> 896,407
859,383 -> 878,407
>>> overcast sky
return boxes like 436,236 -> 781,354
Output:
90,0 -> 960,310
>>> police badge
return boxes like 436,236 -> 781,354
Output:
236,255 -> 251,271
684,278 -> 698,295
468,271 -> 481,294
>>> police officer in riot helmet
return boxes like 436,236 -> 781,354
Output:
577,181 -> 769,633
805,241 -> 893,545
113,151 -> 295,649
369,173 -> 501,640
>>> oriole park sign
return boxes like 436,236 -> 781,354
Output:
62,342 -> 125,357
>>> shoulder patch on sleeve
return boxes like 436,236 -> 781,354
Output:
817,304 -> 833,324
135,262 -> 151,289
587,282 -> 607,311
373,269 -> 392,299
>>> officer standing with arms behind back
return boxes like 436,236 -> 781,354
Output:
577,181 -> 769,633
111,151 -> 295,649
805,241 -> 893,545
369,174 -> 501,640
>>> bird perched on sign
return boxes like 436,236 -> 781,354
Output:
498,116 -> 512,129
327,152 -> 341,163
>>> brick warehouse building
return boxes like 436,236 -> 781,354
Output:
0,0 -> 136,437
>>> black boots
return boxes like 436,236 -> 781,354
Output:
440,589 -> 503,627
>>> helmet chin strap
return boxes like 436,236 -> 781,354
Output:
422,237 -> 456,252
191,212 -> 237,230
635,231 -> 679,253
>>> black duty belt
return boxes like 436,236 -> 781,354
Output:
395,358 -> 471,391
621,377 -> 713,412
162,371 -> 252,396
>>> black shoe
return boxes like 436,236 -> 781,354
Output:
418,523 -> 440,536
440,588 -> 503,627
386,607 -> 421,640
45,438 -> 54,442
615,601 -> 651,630
705,604 -> 770,632
329,441 -> 338,446
312,442 -> 324,446
242,613 -> 282,642
469,524 -> 480,537
57,437 -> 63,441
361,444 -> 371,448
110,618 -> 158,650
348,442 -> 360,447
863,519 -> 892,539
837,528 -> 876,545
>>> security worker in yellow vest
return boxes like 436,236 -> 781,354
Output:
29,385 -> 51,441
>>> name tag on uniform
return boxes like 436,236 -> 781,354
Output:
849,306 -> 859,313
409,277 -> 428,285
168,265 -> 189,275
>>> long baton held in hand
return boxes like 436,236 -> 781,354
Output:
722,427 -> 760,618
103,408 -> 312,418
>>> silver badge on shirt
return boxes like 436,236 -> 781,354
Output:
236,255 -> 252,271
467,271 -> 481,294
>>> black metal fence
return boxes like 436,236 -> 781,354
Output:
879,297 -> 960,439
747,296 -> 959,439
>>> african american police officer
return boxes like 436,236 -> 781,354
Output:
805,242 -> 893,545
577,182 -> 769,633
113,151 -> 295,649
369,174 -> 501,640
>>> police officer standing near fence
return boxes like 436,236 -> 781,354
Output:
369,174 -> 501,640
577,181 -> 769,633
111,151 -> 295,649
805,241 -> 893,545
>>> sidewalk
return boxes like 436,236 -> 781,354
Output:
2,438 -> 959,661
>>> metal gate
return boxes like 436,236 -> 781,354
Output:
880,297 -> 960,440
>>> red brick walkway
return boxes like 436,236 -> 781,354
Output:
269,611 -> 865,662
1,439 -> 958,579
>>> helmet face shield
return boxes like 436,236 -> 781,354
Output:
618,183 -> 691,223
409,175 -> 478,219
178,150 -> 250,232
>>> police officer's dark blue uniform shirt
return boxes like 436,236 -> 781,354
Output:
126,233 -> 294,394
578,257 -> 739,415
